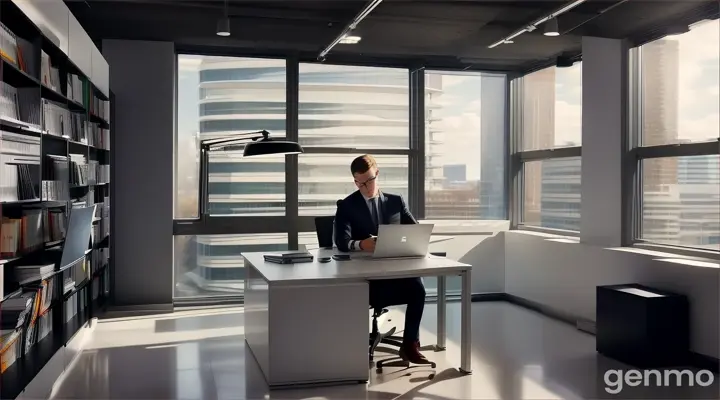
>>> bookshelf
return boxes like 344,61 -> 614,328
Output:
0,1 -> 111,398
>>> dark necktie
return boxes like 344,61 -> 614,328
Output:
370,198 -> 379,233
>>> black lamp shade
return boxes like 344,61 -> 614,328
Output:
243,140 -> 304,157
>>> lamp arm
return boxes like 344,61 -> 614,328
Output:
200,130 -> 270,150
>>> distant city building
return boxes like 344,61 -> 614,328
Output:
479,74 -> 508,219
443,164 -> 466,185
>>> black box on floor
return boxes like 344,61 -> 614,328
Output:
596,284 -> 689,368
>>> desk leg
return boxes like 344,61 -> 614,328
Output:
435,275 -> 446,351
459,269 -> 472,374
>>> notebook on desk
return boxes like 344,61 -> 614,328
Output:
263,251 -> 314,264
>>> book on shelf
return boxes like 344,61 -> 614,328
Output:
85,122 -> 110,149
0,81 -> 21,122
42,99 -> 72,138
69,153 -> 88,187
1,328 -> 22,373
0,22 -> 18,66
88,94 -> 110,123
43,208 -> 67,243
14,263 -> 55,285
67,74 -> 83,104
42,154 -> 70,201
1,129 -> 41,202
1,208 -> 43,258
1,81 -> 43,129
40,51 -> 61,93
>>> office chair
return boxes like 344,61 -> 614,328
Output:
314,215 -> 335,249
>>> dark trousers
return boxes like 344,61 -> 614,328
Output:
369,277 -> 426,345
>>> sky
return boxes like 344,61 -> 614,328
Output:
426,73 -> 485,181
672,19 -> 719,142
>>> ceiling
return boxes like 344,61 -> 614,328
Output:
66,0 -> 719,73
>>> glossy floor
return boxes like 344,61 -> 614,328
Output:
51,302 -> 717,399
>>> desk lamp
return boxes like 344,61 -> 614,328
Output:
198,130 -> 303,215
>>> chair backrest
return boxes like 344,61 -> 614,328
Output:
314,199 -> 343,249
314,216 -> 335,248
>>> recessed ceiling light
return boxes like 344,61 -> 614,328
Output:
339,35 -> 361,44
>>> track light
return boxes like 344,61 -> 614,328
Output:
217,18 -> 230,36
339,34 -> 362,44
544,17 -> 560,36
217,0 -> 230,36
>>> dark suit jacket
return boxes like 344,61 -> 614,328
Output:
334,191 -> 417,252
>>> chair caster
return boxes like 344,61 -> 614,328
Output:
376,367 -> 383,374
430,361 -> 436,368
428,373 -> 435,380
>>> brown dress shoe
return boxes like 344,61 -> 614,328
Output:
399,341 -> 429,364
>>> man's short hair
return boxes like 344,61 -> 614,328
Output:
350,154 -> 377,175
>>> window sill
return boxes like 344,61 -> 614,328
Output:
516,225 -> 580,238
631,242 -> 720,262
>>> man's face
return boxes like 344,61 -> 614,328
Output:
354,167 -> 379,198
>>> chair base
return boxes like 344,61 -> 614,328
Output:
369,327 -> 404,361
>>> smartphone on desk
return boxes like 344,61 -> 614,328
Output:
332,254 -> 351,261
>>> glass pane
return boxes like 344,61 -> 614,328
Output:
297,154 -> 408,216
640,20 -> 719,146
298,63 -> 409,149
424,72 -> 507,219
641,155 -> 720,250
174,233 -> 289,298
175,55 -> 287,218
522,157 -> 581,231
521,63 -> 582,150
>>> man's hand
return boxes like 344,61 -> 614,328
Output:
360,236 -> 377,252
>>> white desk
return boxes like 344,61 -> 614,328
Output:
243,249 -> 472,388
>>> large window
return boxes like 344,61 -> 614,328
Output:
297,63 -> 410,216
423,71 -> 507,220
633,20 -> 720,250
175,55 -> 287,219
174,55 -> 511,300
513,63 -> 583,232
298,63 -> 409,150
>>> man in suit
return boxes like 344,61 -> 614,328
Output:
334,154 -> 428,364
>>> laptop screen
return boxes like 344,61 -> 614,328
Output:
59,205 -> 96,268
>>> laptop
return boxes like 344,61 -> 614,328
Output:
368,223 -> 434,259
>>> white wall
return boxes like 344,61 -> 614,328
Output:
504,230 -> 720,359
426,220 -> 508,293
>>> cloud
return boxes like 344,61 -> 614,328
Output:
672,19 -> 719,141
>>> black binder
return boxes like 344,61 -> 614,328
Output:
263,251 -> 314,264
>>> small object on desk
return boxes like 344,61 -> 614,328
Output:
318,257 -> 331,263
332,254 -> 350,261
263,251 -> 314,264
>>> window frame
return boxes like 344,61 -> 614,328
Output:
627,46 -> 720,253
509,66 -> 583,235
